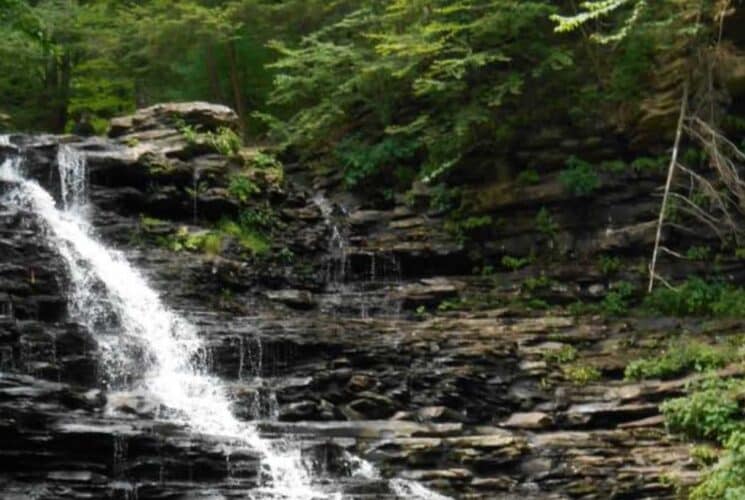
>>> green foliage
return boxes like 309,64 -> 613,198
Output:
599,160 -> 627,173
522,275 -> 554,293
180,123 -> 242,156
625,341 -> 733,381
559,156 -> 600,196
644,279 -> 745,317
543,344 -> 577,364
228,174 -> 260,203
601,281 -> 635,316
661,377 -> 744,443
691,432 -> 745,500
563,364 -> 601,385
336,134 -> 419,188
631,155 -> 667,173
219,219 -> 270,255
206,127 -> 242,156
159,226 -> 223,256
446,215 -> 493,242
687,246 -> 712,261
263,0 -> 572,190
598,255 -> 622,276
517,169 -> 540,186
535,207 -> 558,238
501,255 -> 530,271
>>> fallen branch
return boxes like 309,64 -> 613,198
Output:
649,84 -> 689,293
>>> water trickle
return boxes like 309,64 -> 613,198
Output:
312,194 -> 349,287
192,167 -> 201,224
0,153 -> 323,499
57,144 -> 88,212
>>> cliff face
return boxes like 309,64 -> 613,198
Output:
0,103 -> 738,499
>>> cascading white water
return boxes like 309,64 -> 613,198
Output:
0,150 -> 323,500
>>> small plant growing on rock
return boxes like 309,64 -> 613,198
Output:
517,169 -> 540,186
631,155 -> 667,173
600,281 -> 635,316
562,364 -> 601,385
643,278 -> 745,317
560,156 -> 599,196
501,255 -> 530,271
689,431 -> 745,500
543,344 -> 577,364
625,340 -> 732,381
661,377 -> 744,442
598,255 -> 622,276
686,245 -> 711,261
228,174 -> 260,203
535,207 -> 558,239
206,127 -> 242,156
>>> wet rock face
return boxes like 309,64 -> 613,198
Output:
0,104 -> 708,499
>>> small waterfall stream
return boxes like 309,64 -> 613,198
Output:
0,146 -> 323,500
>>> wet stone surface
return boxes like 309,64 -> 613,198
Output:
0,105 -> 721,499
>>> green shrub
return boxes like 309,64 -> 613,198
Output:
178,121 -> 242,156
644,279 -> 745,317
535,207 -> 558,238
690,432 -> 745,500
251,151 -> 281,169
336,135 -> 419,188
687,246 -> 712,261
206,127 -> 242,156
522,275 -> 554,292
601,281 -> 635,316
631,156 -> 667,173
599,159 -> 626,173
625,341 -> 732,381
563,364 -> 601,385
501,255 -> 531,271
661,377 -> 744,443
228,174 -> 260,203
219,219 -> 270,254
517,169 -> 540,185
543,344 -> 577,364
598,255 -> 622,276
560,156 -> 599,196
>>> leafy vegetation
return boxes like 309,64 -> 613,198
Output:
625,341 -> 733,381
559,156 -> 600,196
644,279 -> 745,317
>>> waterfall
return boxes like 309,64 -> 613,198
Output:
0,149 -> 322,500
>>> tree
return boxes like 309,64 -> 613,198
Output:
262,0 -> 573,191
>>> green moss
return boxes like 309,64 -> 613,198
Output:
219,219 -> 270,254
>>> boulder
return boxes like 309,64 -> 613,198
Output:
109,102 -> 239,138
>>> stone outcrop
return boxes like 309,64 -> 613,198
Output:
0,103 -> 729,499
